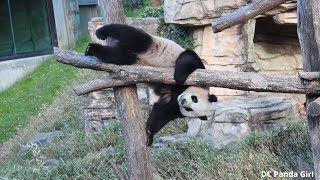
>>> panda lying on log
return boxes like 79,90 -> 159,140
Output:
85,24 -> 217,146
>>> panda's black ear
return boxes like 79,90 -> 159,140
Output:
208,94 -> 218,102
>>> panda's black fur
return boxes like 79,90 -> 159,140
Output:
85,24 -> 217,146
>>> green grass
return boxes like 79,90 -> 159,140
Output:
1,107 -> 313,179
0,36 -> 90,143
124,0 -> 151,17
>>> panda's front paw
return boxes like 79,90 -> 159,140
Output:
85,43 -> 95,56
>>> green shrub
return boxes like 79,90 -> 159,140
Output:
138,5 -> 197,49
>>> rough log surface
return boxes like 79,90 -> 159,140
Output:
211,0 -> 289,33
54,48 -> 320,95
98,1 -> 153,179
113,86 -> 153,179
298,0 -> 320,178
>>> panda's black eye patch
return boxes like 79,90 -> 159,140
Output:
191,95 -> 198,103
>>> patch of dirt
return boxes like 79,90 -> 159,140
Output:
0,144 -> 9,163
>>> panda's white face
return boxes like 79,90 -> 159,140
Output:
177,86 -> 216,118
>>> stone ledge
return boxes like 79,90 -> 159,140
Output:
187,96 -> 301,148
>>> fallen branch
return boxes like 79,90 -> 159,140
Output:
299,72 -> 320,81
211,0 -> 289,33
108,160 -> 126,180
54,47 -> 320,95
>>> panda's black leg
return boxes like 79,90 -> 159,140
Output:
174,49 -> 205,84
96,24 -> 152,53
146,105 -> 181,146
85,43 -> 137,65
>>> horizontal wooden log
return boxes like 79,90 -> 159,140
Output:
54,47 -> 320,95
73,78 -> 132,95
211,0 -> 289,33
299,72 -> 320,81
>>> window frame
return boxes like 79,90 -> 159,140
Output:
0,0 -> 58,62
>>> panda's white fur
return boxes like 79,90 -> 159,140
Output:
137,36 -> 185,67
178,86 -> 213,117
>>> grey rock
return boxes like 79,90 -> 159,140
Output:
100,146 -> 114,154
152,143 -> 164,148
153,134 -> 191,148
43,159 -> 63,166
164,0 -> 297,25
164,0 -> 248,25
187,97 -> 301,148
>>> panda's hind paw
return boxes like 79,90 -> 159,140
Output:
146,129 -> 154,146
146,138 -> 153,147
96,29 -> 107,40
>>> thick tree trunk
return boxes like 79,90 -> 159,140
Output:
298,0 -> 320,178
211,0 -> 289,32
98,1 -> 153,179
99,0 -> 126,25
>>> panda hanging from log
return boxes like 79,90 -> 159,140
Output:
85,24 -> 217,146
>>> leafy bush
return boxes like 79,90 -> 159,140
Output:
139,6 -> 164,18
139,5 -> 197,49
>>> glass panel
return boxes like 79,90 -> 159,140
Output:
0,0 -> 53,58
0,0 -> 14,56
10,0 -> 52,55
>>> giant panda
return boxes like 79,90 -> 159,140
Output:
85,24 -> 217,146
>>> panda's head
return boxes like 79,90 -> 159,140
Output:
177,86 -> 217,120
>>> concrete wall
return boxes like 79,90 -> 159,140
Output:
0,55 -> 51,92
52,0 -> 81,49
79,5 -> 98,36
52,0 -> 69,49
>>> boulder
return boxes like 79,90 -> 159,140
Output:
14,131 -> 61,163
273,12 -> 297,25
164,0 -> 297,26
164,0 -> 248,25
254,42 -> 302,73
43,159 -> 63,166
196,21 -> 255,98
187,97 -> 301,148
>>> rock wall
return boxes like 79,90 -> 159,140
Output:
164,0 -> 248,26
167,0 -> 302,101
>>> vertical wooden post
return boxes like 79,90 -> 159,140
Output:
98,0 -> 153,179
298,0 -> 320,177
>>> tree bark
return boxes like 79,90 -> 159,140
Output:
98,1 -> 153,179
98,0 -> 126,25
298,0 -> 320,178
54,47 -> 320,96
211,0 -> 289,33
